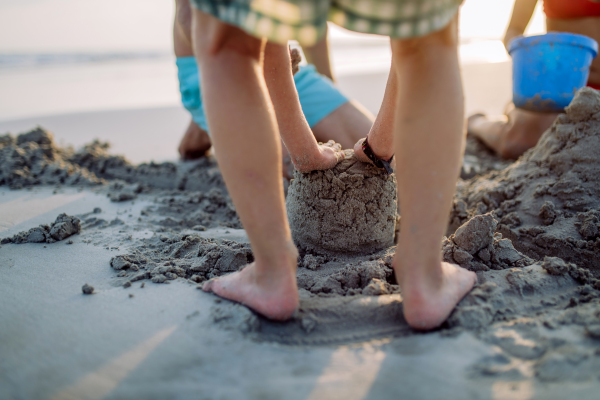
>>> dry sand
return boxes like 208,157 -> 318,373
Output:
2,87 -> 600,396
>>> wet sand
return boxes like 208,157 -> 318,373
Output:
2,87 -> 600,399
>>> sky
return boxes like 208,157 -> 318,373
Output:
0,0 -> 545,53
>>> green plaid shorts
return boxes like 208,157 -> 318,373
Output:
190,0 -> 462,46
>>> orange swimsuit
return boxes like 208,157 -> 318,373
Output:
543,0 -> 600,19
543,0 -> 600,89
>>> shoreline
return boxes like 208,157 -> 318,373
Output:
0,59 -> 512,164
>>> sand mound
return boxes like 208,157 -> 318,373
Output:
0,128 -> 103,188
70,140 -> 227,193
1,213 -> 81,244
442,212 -> 534,272
450,87 -> 600,276
0,126 -> 240,229
107,233 -> 253,286
286,151 -> 397,256
0,127 -> 228,194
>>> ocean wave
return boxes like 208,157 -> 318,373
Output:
0,52 -> 172,70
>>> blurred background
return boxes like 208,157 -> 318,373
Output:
0,0 -> 545,163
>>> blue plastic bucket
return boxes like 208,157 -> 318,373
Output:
508,32 -> 598,112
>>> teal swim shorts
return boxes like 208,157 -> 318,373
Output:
176,56 -> 349,134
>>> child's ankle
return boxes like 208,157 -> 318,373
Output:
393,247 -> 444,290
253,240 -> 298,272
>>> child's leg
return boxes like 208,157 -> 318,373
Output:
390,18 -> 476,330
467,106 -> 558,159
192,10 -> 299,320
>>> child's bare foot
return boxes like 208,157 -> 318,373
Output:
353,137 -> 394,166
202,251 -> 299,321
467,110 -> 557,160
397,261 -> 477,330
292,140 -> 345,173
178,120 -> 212,160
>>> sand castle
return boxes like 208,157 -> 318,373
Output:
286,150 -> 397,256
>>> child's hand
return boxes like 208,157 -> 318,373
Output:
293,140 -> 344,173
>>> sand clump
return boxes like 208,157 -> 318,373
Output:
0,128 -> 103,188
295,249 -> 398,297
449,87 -> 600,276
286,151 -> 397,256
442,213 -> 534,272
0,127 -> 230,201
1,213 -> 81,244
70,140 -> 228,193
108,234 -> 253,286
81,284 -> 94,295
0,126 -> 240,229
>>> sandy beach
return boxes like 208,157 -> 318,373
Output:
2,54 -> 600,400
3,0 -> 600,394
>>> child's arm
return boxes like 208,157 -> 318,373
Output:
504,0 -> 539,50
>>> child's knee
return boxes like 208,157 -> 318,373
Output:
391,16 -> 459,59
192,9 -> 262,62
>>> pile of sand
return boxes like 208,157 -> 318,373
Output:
286,151 -> 397,256
108,233 -> 252,285
0,127 -> 229,197
449,87 -> 600,276
0,128 -> 103,188
0,126 -> 240,229
1,213 -> 81,244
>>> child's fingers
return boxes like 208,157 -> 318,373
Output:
324,140 -> 342,152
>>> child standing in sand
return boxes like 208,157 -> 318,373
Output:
195,0 -> 476,330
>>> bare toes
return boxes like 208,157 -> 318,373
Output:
202,278 -> 217,292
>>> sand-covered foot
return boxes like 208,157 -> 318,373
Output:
400,262 -> 477,330
178,120 -> 212,160
293,140 -> 345,173
466,113 -> 504,150
467,111 -> 557,160
203,262 -> 299,321
353,137 -> 394,166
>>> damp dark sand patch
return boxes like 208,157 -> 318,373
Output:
449,88 -> 600,276
211,293 -> 410,345
286,151 -> 397,256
